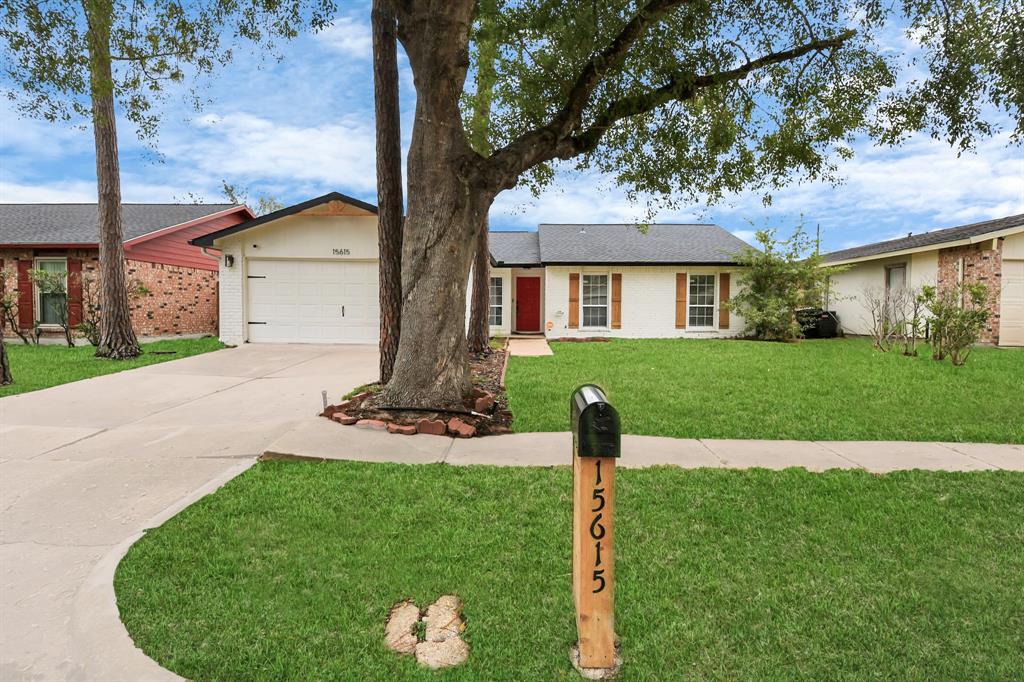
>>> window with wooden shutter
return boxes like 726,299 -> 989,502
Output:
675,272 -> 687,328
611,273 -> 622,329
568,273 -> 580,328
35,258 -> 67,326
718,272 -> 730,329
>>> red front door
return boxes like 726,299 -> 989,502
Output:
516,277 -> 541,332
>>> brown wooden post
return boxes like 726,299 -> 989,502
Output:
570,385 -> 621,674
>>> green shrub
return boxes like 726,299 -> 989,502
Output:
921,282 -> 990,366
728,227 -> 840,341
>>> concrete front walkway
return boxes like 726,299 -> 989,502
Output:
1,344 -> 378,682
507,336 -> 553,356
265,419 -> 1024,472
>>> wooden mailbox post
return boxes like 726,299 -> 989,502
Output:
571,385 -> 621,672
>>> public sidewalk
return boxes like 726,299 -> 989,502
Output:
265,419 -> 1024,473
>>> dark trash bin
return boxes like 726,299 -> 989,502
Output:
797,308 -> 839,338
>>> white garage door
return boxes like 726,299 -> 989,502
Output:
246,260 -> 379,344
1000,259 -> 1024,347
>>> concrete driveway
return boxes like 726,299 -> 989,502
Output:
0,343 -> 378,682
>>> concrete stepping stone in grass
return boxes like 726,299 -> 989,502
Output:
384,594 -> 469,669
384,601 -> 420,655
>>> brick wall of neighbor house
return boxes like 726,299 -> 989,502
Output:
937,240 -> 1003,344
1,249 -> 218,339
126,259 -> 218,336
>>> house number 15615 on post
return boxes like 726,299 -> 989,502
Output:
570,385 -> 621,673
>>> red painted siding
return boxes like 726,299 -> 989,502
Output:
124,208 -> 251,271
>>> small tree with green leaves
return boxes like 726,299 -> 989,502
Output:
921,282 -> 990,366
729,228 -> 839,341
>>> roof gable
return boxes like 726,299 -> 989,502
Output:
191,192 -> 377,247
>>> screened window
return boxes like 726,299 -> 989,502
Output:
582,274 -> 609,327
489,277 -> 503,326
36,258 -> 67,326
688,274 -> 715,327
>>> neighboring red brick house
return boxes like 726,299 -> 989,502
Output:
1,203 -> 254,339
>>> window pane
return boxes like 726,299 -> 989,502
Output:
581,275 -> 608,327
688,306 -> 713,327
39,260 -> 67,274
36,260 -> 67,325
583,306 -> 607,327
687,274 -> 715,327
689,274 -> 714,305
489,277 -> 502,326
887,266 -> 906,290
40,293 -> 66,325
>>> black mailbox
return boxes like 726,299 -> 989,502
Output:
570,384 -> 621,458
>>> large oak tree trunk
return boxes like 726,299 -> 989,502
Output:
379,0 -> 490,409
372,0 -> 404,383
467,216 -> 490,353
85,0 -> 140,360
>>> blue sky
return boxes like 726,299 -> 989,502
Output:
1,3 -> 1021,252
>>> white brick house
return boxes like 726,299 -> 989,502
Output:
488,224 -> 749,338
193,192 -> 752,345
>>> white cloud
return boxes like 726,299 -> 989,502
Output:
0,180 -> 96,202
316,14 -> 373,59
163,111 -> 378,195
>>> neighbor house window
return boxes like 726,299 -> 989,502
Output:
582,274 -> 609,327
886,264 -> 907,291
35,258 -> 67,326
489,276 -> 503,326
688,274 -> 715,327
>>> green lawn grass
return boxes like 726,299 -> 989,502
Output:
116,460 -> 1024,681
0,337 -> 225,397
505,338 -> 1024,443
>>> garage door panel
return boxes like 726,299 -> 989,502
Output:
246,260 -> 379,344
1000,259 -> 1024,347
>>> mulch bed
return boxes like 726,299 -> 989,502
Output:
320,348 -> 513,438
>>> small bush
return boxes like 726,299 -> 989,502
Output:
729,227 -> 841,341
921,282 -> 990,366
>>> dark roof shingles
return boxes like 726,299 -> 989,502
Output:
0,203 -> 239,244
822,213 -> 1024,263
536,223 -> 751,264
489,231 -> 542,266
